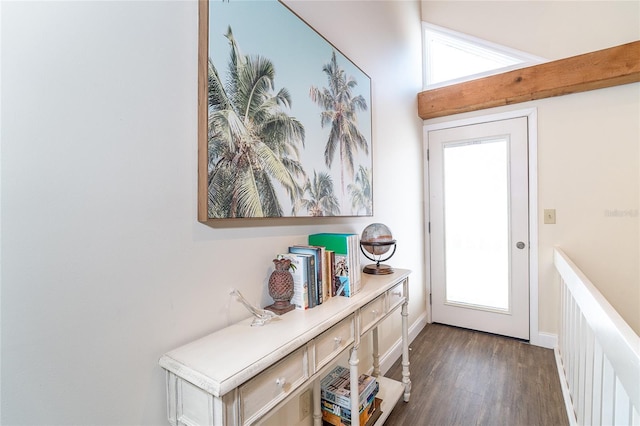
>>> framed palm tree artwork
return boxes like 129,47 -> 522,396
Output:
198,0 -> 373,222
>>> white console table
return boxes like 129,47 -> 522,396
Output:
159,269 -> 412,426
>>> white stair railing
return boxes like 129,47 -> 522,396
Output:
554,248 -> 640,425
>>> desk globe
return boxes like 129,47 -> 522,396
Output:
360,223 -> 397,275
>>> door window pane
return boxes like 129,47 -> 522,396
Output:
443,138 -> 509,311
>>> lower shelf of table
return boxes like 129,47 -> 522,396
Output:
371,376 -> 404,426
319,376 -> 404,426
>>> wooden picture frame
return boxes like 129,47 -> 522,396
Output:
198,0 -> 373,223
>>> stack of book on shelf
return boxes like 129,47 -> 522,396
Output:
320,366 -> 382,426
308,233 -> 361,298
281,233 -> 362,311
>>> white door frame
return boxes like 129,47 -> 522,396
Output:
423,108 -> 550,348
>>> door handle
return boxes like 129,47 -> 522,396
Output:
516,241 -> 526,249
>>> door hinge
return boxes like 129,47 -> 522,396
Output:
428,222 -> 431,233
426,149 -> 429,161
429,293 -> 432,305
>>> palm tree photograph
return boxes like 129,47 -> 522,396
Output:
201,0 -> 373,220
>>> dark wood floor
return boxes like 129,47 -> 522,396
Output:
384,323 -> 568,426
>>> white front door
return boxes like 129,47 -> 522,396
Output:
428,116 -> 530,340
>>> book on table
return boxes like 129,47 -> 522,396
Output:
275,253 -> 311,310
287,246 -> 319,308
289,245 -> 324,306
324,249 -> 335,302
321,381 -> 379,417
322,397 -> 382,426
321,369 -> 381,426
320,366 -> 378,409
308,233 -> 362,297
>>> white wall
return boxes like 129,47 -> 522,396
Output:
422,1 -> 640,335
422,0 -> 640,60
0,1 -> 424,424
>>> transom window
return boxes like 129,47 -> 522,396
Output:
423,23 -> 545,89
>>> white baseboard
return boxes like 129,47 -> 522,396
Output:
379,312 -> 429,375
532,331 -> 557,349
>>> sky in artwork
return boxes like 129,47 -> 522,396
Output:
208,0 -> 372,216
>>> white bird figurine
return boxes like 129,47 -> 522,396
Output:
229,288 -> 278,326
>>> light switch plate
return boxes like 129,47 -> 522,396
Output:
544,209 -> 556,224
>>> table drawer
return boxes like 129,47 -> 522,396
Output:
315,315 -> 354,370
239,346 -> 307,423
387,281 -> 405,312
360,295 -> 385,334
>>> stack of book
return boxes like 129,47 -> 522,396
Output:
308,233 -> 361,298
274,253 -> 310,310
286,245 -> 324,308
320,366 -> 381,426
282,233 -> 362,310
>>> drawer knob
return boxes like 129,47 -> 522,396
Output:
334,336 -> 343,345
372,309 -> 379,316
275,377 -> 287,388
392,291 -> 402,297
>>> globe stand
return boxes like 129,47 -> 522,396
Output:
360,241 -> 397,275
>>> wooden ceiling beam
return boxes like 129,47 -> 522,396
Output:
417,41 -> 640,120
